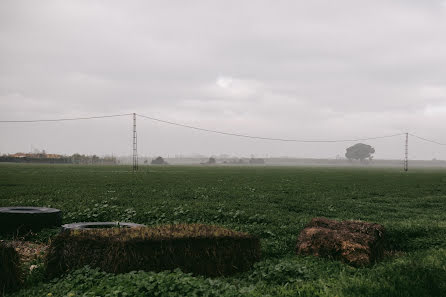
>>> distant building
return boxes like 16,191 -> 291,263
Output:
249,158 -> 265,164
202,157 -> 216,165
10,153 -> 27,158
46,154 -> 63,159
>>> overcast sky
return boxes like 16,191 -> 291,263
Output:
1,0 -> 446,159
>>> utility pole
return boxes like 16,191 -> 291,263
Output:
133,113 -> 138,172
404,132 -> 408,172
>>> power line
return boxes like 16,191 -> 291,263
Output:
0,113 -> 132,123
3,112 -> 446,146
136,113 -> 405,143
2,112 -> 446,173
409,133 -> 446,146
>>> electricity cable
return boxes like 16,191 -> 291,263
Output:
409,133 -> 446,146
136,113 -> 405,143
0,113 -> 132,123
3,112 -> 445,145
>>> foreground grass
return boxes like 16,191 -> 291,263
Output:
1,164 -> 446,296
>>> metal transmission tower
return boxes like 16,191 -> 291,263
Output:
404,132 -> 408,171
132,113 -> 138,172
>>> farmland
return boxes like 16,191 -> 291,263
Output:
1,163 -> 446,296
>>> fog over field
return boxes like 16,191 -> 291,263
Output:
1,1 -> 446,160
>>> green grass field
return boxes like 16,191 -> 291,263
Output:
1,164 -> 446,296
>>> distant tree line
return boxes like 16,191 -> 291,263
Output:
0,155 -> 71,164
0,153 -> 117,165
70,154 -> 116,165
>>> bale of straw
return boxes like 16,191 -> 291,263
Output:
296,217 -> 385,266
0,241 -> 22,295
46,224 -> 261,277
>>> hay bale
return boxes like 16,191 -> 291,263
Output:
46,224 -> 260,278
0,241 -> 22,295
296,217 -> 385,266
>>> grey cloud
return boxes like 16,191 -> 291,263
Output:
1,0 -> 446,159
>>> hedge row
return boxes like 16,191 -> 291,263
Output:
46,224 -> 261,277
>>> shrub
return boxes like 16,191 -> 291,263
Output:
46,224 -> 260,278
0,241 -> 22,295
151,156 -> 168,165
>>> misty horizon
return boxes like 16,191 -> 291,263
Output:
2,149 -> 444,162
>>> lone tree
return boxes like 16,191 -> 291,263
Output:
345,143 -> 375,163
